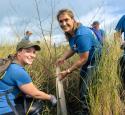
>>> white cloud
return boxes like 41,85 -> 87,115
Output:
79,5 -> 123,33
0,0 -> 124,43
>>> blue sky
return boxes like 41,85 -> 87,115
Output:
0,0 -> 124,44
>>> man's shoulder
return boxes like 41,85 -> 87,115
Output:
120,15 -> 125,20
99,29 -> 105,33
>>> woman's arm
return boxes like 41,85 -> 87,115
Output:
63,48 -> 75,60
68,51 -> 89,72
56,48 -> 75,66
19,82 -> 51,100
57,52 -> 89,80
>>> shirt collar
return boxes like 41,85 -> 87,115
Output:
65,22 -> 81,39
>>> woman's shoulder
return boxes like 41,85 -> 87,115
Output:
8,63 -> 26,74
8,64 -> 30,80
75,24 -> 92,36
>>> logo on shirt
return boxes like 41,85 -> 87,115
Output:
73,44 -> 77,50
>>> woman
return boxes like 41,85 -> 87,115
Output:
0,39 -> 57,115
56,9 -> 101,115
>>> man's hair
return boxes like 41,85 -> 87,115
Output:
92,21 -> 100,26
57,9 -> 74,21
25,31 -> 32,35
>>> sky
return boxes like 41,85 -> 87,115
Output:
0,0 -> 124,45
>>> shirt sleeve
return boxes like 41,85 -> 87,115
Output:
12,68 -> 32,87
100,29 -> 105,38
76,35 -> 91,53
115,15 -> 125,32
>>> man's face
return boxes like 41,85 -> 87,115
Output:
17,47 -> 36,66
58,13 -> 75,33
93,24 -> 99,30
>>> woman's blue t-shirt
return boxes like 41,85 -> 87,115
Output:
0,63 -> 32,114
68,24 -> 101,65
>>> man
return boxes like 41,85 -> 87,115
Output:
56,9 -> 101,115
90,21 -> 105,45
22,31 -> 32,40
115,15 -> 125,91
115,15 -> 125,40
0,39 -> 57,115
115,15 -> 125,51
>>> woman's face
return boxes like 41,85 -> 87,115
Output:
17,47 -> 36,66
58,13 -> 75,33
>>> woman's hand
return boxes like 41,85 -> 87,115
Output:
49,94 -> 57,106
55,58 -> 65,66
57,69 -> 71,80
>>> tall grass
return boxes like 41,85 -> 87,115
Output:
89,38 -> 124,115
0,37 -> 125,115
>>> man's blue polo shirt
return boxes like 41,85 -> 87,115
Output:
68,24 -> 101,66
0,63 -> 32,114
90,28 -> 105,45
115,15 -> 125,39
23,35 -> 30,40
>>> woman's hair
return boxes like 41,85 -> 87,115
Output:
57,9 -> 74,21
